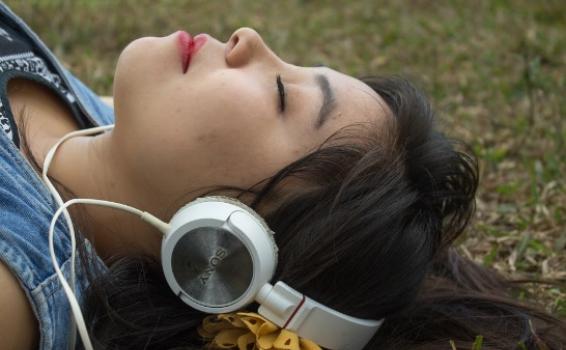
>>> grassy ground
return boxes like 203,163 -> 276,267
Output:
5,0 -> 564,317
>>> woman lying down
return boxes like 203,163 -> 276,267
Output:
0,2 -> 564,350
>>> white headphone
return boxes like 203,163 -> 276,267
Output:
44,125 -> 384,350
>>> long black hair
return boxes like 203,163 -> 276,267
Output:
23,76 -> 565,349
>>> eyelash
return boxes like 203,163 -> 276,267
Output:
276,74 -> 286,112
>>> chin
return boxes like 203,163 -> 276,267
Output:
115,37 -> 152,76
113,38 -> 154,110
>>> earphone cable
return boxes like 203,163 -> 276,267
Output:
43,125 -> 114,350
48,198 -> 170,350
43,124 -> 169,350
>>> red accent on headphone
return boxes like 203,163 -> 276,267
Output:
283,294 -> 306,329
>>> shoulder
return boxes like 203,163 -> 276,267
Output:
0,259 -> 38,350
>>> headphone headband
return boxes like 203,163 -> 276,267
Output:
258,282 -> 383,349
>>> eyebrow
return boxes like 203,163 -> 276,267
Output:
314,74 -> 336,130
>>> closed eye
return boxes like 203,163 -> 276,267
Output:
276,74 -> 286,112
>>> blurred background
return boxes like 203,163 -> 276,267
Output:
5,0 -> 564,316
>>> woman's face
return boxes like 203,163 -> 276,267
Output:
112,27 -> 388,207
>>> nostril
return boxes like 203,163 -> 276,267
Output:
231,36 -> 239,53
226,28 -> 259,66
226,34 -> 239,55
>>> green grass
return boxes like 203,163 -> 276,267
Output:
5,0 -> 564,320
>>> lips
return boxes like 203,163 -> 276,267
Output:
177,31 -> 207,74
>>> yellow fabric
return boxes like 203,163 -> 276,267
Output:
198,312 -> 322,350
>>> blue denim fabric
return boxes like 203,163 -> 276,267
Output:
0,2 -> 114,349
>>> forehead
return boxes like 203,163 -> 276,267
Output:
322,67 -> 390,128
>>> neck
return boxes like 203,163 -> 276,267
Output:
8,78 -> 172,261
44,130 -> 165,260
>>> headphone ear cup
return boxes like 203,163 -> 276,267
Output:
161,196 -> 278,313
169,225 -> 254,306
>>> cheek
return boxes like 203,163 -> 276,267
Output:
117,66 -> 299,188
192,114 -> 276,163
187,113 -> 291,187
194,133 -> 289,187
177,76 -> 272,143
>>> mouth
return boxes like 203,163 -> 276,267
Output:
177,31 -> 207,74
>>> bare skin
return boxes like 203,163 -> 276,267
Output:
1,27 -> 389,349
0,260 -> 39,350
10,27 -> 389,261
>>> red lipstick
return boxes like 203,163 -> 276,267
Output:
177,31 -> 207,74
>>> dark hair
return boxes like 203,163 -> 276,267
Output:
24,76 -> 565,349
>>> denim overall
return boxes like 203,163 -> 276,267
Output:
0,2 -> 114,348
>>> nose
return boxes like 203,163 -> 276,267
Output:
225,27 -> 279,67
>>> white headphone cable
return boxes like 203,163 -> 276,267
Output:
43,123 -> 383,350
43,124 -> 170,350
